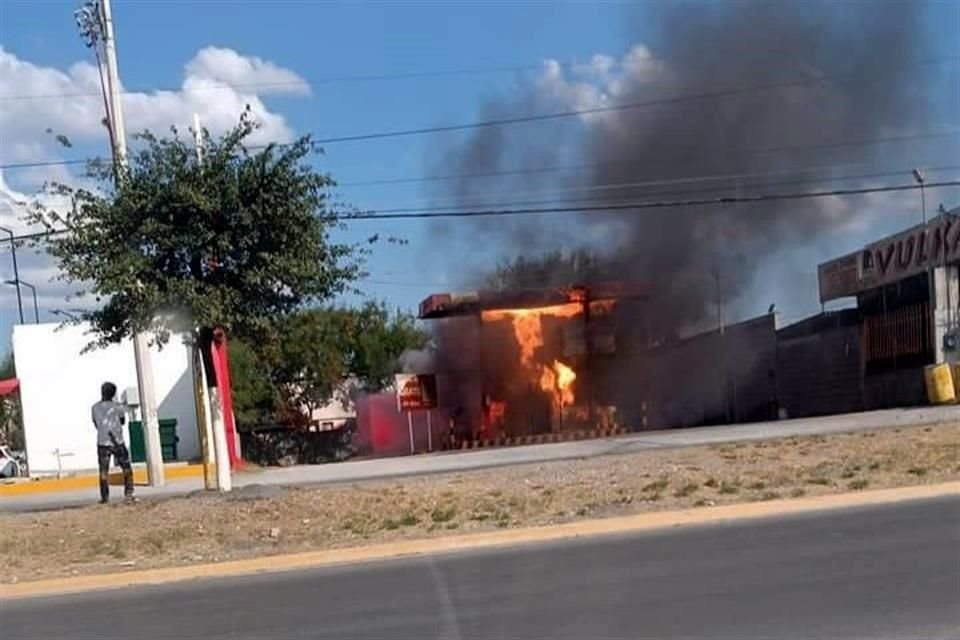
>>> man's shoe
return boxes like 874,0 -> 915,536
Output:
124,495 -> 139,504
99,498 -> 109,504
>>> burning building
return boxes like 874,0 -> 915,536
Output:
419,282 -> 647,442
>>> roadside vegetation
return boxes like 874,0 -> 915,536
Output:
1,422 -> 957,584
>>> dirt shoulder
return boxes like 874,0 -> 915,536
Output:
2,421 -> 958,584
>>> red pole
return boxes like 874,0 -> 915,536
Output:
210,328 -> 242,469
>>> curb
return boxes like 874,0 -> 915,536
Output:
2,481 -> 956,600
0,463 -> 207,498
460,427 -> 626,450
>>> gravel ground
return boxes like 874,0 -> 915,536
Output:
1,421 -> 957,584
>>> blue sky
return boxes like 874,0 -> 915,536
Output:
1,0 -> 959,356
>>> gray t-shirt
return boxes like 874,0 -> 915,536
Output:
91,400 -> 126,447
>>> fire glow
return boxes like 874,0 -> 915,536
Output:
481,303 -> 580,409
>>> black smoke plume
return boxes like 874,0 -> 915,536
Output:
433,1 -> 942,335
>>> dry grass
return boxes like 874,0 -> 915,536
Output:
1,421 -> 957,584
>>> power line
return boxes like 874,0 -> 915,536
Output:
305,88 -> 958,147
0,158 -> 90,170
3,129 -> 957,174
3,53 -> 953,104
7,181 -> 958,242
2,53 -> 957,172
344,181 -> 960,221
364,166 -> 960,214
0,60 -> 584,103
337,133 -> 960,187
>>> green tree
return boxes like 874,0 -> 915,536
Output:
348,302 -> 428,392
227,339 -> 279,429
229,303 -> 428,428
30,114 -> 363,349
0,352 -> 23,449
485,249 -> 602,291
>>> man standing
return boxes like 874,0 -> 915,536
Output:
92,382 -> 135,503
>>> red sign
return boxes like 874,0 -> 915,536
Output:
395,374 -> 438,411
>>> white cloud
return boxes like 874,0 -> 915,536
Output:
1,45 -> 311,322
0,45 -> 309,160
184,46 -> 310,96
536,45 -> 671,129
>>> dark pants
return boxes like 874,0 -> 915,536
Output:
97,444 -> 134,502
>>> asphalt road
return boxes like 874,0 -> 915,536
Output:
4,404 -> 957,512
3,496 -> 958,639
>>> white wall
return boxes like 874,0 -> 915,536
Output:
12,323 -> 200,476
931,264 -> 960,365
308,381 -> 356,431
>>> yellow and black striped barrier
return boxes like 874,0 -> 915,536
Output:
459,427 -> 626,450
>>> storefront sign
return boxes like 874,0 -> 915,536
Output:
818,253 -> 860,303
819,214 -> 960,302
395,374 -> 438,411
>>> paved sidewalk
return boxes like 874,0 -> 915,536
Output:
2,405 -> 956,513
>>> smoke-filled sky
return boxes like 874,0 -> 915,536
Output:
431,0 -> 960,333
1,1 -> 958,354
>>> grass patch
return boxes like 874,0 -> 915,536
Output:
840,469 -> 857,479
693,499 -> 710,507
674,483 -> 700,498
847,479 -> 869,491
430,505 -> 458,524
747,481 -> 767,491
907,466 -> 928,477
703,478 -> 719,489
806,477 -> 831,486
642,479 -> 669,493
760,491 -> 781,501
790,488 -> 806,498
141,531 -> 167,554
381,518 -> 400,531
718,482 -> 740,495
398,513 -> 420,527
868,461 -> 882,471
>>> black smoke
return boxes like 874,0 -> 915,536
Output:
432,1 -> 945,335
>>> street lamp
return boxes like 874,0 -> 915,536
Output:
912,168 -> 926,225
4,280 -> 39,324
51,309 -> 79,322
0,226 -> 24,325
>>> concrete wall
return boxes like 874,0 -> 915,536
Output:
12,323 -> 200,476
776,311 -> 863,419
930,264 -> 960,366
641,314 -> 779,429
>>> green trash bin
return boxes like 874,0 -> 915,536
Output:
128,419 -> 179,462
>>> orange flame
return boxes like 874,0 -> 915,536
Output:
540,360 -> 576,406
482,303 -> 580,408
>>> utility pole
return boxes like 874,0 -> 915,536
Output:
714,266 -> 731,424
0,227 -> 24,325
192,113 -> 230,492
78,0 -> 165,486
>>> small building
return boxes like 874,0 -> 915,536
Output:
12,323 -> 202,476
817,208 -> 960,409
